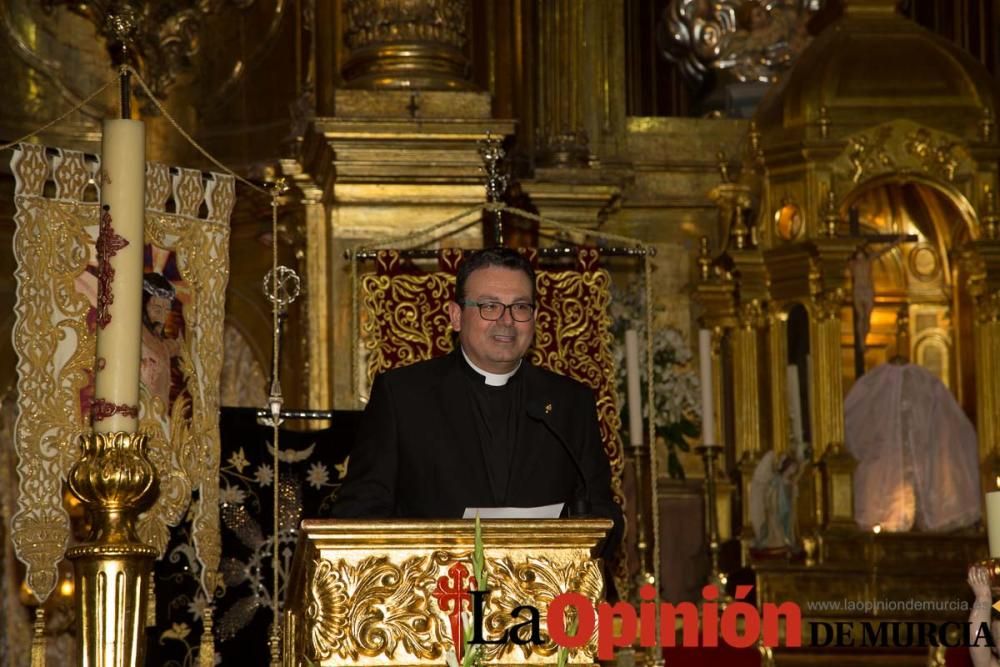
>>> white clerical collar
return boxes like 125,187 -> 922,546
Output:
461,347 -> 521,386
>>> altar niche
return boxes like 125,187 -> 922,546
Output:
839,178 -> 977,419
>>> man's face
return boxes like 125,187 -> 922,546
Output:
145,295 -> 171,336
448,265 -> 535,374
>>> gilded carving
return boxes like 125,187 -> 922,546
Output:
66,432 -> 159,667
43,0 -> 264,100
66,432 -> 158,543
847,128 -> 894,183
306,552 -> 450,662
340,0 -> 473,89
304,551 -> 600,664
813,289 -> 845,322
959,248 -> 988,299
479,556 -> 601,662
973,291 -> 1000,324
307,560 -> 351,661
709,183 -> 753,250
808,255 -> 824,296
737,299 -> 766,330
904,128 -> 965,182
344,0 -> 468,51
838,123 -> 972,186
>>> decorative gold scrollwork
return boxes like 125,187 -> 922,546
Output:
813,289 -> 846,322
305,551 -> 602,664
307,552 -> 451,662
737,299 -> 766,330
847,128 -> 894,184
480,556 -> 602,662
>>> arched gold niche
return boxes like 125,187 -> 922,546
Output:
838,176 -> 979,416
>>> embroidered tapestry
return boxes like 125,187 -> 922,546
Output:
10,143 -> 232,601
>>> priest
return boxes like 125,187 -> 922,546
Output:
330,247 -> 623,558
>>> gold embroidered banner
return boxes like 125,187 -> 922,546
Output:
10,144 -> 232,601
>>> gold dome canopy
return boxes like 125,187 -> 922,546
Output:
754,0 -> 998,143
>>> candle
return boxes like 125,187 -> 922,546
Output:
624,329 -> 644,447
786,364 -> 803,453
92,119 -> 145,433
699,329 -> 715,446
805,353 -> 813,443
987,491 -> 1000,558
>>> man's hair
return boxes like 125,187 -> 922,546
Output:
454,247 -> 536,303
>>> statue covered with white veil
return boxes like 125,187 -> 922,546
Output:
845,361 -> 980,532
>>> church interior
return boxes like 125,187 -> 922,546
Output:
1,0 -> 1000,665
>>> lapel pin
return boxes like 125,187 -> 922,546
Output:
545,403 -> 552,415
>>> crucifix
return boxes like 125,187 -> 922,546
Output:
845,207 -> 918,379
407,91 -> 421,119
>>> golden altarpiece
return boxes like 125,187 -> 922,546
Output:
694,0 -> 1000,662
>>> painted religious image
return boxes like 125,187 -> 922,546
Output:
75,245 -> 192,426
71,235 -> 203,554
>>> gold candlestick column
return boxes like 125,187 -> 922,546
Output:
66,432 -> 158,667
697,444 -> 728,594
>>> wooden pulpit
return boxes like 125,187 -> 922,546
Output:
283,519 -> 613,666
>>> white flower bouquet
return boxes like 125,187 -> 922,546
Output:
610,282 -> 702,479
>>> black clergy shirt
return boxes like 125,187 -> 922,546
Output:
461,355 -> 524,502
328,349 -> 624,561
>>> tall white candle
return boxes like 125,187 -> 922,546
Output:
624,329 -> 644,447
805,353 -> 813,443
699,329 -> 715,446
92,119 -> 145,433
786,364 -> 803,452
987,491 -> 1000,558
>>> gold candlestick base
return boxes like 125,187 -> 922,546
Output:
66,431 -> 158,667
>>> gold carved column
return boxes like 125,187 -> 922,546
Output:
808,291 -> 846,460
733,300 -> 764,462
809,290 -> 855,529
534,0 -> 626,165
733,299 -> 764,555
341,0 -> 475,91
974,298 -> 1000,478
280,161 -> 331,412
519,0 -> 626,228
960,241 -> 1000,486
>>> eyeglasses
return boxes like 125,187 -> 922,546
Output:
460,299 -> 536,322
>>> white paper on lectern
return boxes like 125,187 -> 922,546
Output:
462,503 -> 564,519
